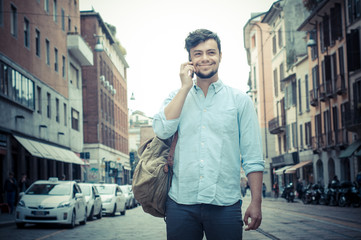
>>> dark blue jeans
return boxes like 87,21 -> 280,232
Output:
165,197 -> 243,240
6,191 -> 16,213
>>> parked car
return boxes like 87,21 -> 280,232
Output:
120,185 -> 133,209
94,183 -> 126,216
127,185 -> 138,207
15,178 -> 87,229
78,183 -> 102,220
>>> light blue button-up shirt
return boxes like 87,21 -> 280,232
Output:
153,80 -> 264,206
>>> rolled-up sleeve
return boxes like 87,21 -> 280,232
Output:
238,95 -> 265,176
153,90 -> 180,139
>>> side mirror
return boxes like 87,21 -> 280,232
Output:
116,192 -> 122,196
95,194 -> 100,198
75,193 -> 83,198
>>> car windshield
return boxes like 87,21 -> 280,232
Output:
26,183 -> 71,195
120,186 -> 129,193
79,185 -> 91,196
95,185 -> 114,195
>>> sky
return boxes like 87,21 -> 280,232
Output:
79,0 -> 276,117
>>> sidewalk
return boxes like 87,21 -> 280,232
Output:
0,212 -> 15,228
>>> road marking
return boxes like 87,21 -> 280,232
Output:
34,229 -> 66,240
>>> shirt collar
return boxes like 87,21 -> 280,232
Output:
193,79 -> 224,94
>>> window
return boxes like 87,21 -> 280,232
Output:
273,69 -> 278,97
300,124 -> 303,149
68,17 -> 71,32
0,0 -> 3,26
46,39 -> 50,65
54,48 -> 58,72
61,9 -> 65,31
37,86 -> 41,114
333,106 -> 339,132
272,35 -> 276,55
279,63 -> 284,91
24,18 -> 30,48
330,3 -> 343,42
298,79 -> 302,114
292,122 -> 297,149
251,35 -> 256,49
286,124 -> 290,151
253,66 -> 256,89
53,0 -> 57,23
47,92 -> 51,118
305,74 -> 310,111
71,108 -> 79,131
62,56 -> 66,78
321,15 -> 330,50
35,29 -> 40,57
348,0 -> 361,24
305,122 -> 312,147
347,29 -> 360,71
55,98 -> 59,122
44,0 -> 49,13
64,103 -> 67,126
70,64 -> 79,88
0,61 -> 9,96
278,27 -> 283,48
10,4 -> 17,37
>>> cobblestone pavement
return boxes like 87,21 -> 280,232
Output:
1,195 -> 361,239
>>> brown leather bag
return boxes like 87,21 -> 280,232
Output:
132,132 -> 178,217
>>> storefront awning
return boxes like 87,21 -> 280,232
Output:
14,135 -> 84,165
356,149 -> 361,157
275,166 -> 292,175
339,140 -> 361,158
285,160 -> 312,174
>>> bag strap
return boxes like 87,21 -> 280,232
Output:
164,131 -> 178,173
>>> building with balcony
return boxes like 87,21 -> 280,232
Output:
261,0 -> 310,188
80,10 -> 130,185
298,0 -> 358,184
0,0 -> 92,194
244,12 -> 274,195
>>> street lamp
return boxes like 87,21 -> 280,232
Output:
94,34 -> 104,52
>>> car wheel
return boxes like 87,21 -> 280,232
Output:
121,208 -> 126,216
80,208 -> 87,225
111,204 -> 116,216
88,207 -> 94,221
68,210 -> 76,229
16,223 -> 25,228
96,205 -> 102,219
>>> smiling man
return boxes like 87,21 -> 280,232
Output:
153,29 -> 265,240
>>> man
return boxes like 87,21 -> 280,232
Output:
153,29 -> 264,240
18,173 -> 31,192
4,172 -> 17,213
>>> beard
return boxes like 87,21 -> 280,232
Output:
195,68 -> 218,79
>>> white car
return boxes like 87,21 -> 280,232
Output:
15,178 -> 87,229
78,183 -> 102,220
94,183 -> 126,216
119,185 -> 133,209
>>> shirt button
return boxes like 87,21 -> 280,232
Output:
202,126 -> 205,129
201,142 -> 204,146
200,159 -> 204,163
200,176 -> 203,179
203,109 -> 207,112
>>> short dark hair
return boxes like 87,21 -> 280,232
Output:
185,29 -> 221,61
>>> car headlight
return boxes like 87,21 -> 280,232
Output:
103,197 -> 112,203
58,201 -> 72,208
18,200 -> 26,207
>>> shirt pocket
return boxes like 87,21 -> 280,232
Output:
210,107 -> 238,135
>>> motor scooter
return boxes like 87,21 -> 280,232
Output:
302,184 -> 312,204
281,183 -> 295,202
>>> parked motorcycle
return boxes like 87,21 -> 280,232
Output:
338,181 -> 360,207
281,183 -> 295,202
302,184 -> 312,204
310,184 -> 323,204
327,179 -> 340,206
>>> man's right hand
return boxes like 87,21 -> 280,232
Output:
179,62 -> 195,90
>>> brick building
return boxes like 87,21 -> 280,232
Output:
0,0 -> 92,196
80,10 -> 130,184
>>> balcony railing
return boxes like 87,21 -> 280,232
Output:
325,81 -> 335,98
345,103 -> 361,132
336,74 -> 347,95
268,116 -> 285,134
311,135 -> 323,153
319,84 -> 326,102
335,128 -> 349,149
309,89 -> 318,107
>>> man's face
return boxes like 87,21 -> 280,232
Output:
189,39 -> 221,79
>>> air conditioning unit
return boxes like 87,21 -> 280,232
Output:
100,75 -> 105,84
105,80 -> 110,88
109,85 -> 114,92
112,88 -> 116,95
